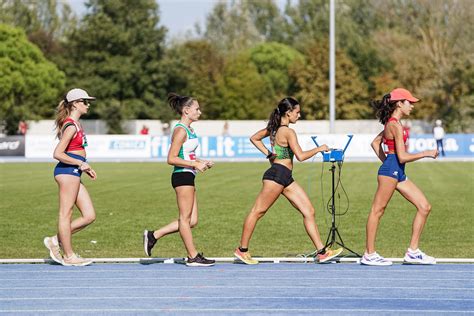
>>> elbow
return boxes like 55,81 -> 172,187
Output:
295,154 -> 304,162
167,158 -> 173,166
397,154 -> 408,164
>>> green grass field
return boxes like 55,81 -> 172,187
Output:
0,161 -> 473,259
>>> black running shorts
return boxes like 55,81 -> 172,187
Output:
262,163 -> 294,187
171,172 -> 195,188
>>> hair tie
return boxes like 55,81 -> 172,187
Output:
383,93 -> 391,100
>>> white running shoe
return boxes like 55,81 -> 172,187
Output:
404,249 -> 436,265
360,252 -> 393,266
62,253 -> 92,267
43,236 -> 62,264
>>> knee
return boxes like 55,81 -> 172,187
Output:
251,208 -> 268,219
370,205 -> 386,218
190,218 -> 198,228
302,208 -> 315,219
83,212 -> 96,225
58,208 -> 73,220
418,202 -> 432,216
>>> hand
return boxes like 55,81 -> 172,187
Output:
205,160 -> 214,168
193,161 -> 209,172
424,149 -> 439,159
85,168 -> 97,180
79,162 -> 91,172
318,144 -> 330,152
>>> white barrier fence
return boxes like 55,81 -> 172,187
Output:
16,134 -> 473,160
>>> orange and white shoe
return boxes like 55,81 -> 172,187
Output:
316,247 -> 343,263
234,248 -> 258,265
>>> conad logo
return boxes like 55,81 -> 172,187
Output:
109,140 -> 146,150
0,141 -> 20,150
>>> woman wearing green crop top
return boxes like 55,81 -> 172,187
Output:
234,97 -> 343,264
143,93 -> 215,267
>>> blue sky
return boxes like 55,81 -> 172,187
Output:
68,0 -> 288,38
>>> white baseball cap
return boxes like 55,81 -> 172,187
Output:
66,88 -> 96,103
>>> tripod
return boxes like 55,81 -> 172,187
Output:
324,162 -> 360,257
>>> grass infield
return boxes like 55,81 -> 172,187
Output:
0,161 -> 472,259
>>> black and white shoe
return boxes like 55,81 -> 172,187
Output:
143,230 -> 157,257
186,253 -> 215,267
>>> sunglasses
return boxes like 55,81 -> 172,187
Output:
79,99 -> 90,106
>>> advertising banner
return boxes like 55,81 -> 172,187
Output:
0,136 -> 25,156
20,134 -> 474,160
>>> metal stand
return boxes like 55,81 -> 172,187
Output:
325,162 -> 361,257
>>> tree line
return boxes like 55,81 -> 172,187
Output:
0,0 -> 472,134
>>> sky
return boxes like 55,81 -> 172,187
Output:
68,0 -> 288,38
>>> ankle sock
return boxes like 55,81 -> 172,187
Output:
239,247 -> 248,252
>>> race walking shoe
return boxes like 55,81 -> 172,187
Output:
360,252 -> 393,266
186,253 -> 215,267
234,248 -> 258,265
404,248 -> 436,265
143,230 -> 157,257
62,253 -> 92,267
43,235 -> 62,264
316,247 -> 343,263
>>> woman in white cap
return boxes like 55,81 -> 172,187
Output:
43,88 -> 97,266
361,88 -> 438,266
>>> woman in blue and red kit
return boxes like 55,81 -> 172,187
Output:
43,88 -> 97,266
361,88 -> 438,266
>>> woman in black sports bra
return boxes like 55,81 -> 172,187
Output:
234,97 -> 343,264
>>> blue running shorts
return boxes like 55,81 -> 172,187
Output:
54,152 -> 86,177
378,154 -> 407,182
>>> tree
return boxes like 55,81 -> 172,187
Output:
0,0 -> 78,59
249,42 -> 303,100
65,0 -> 167,133
290,40 -> 369,119
0,24 -> 65,134
214,53 -> 271,119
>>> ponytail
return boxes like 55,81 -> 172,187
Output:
54,99 -> 73,138
371,93 -> 398,125
266,97 -> 299,139
168,92 -> 194,115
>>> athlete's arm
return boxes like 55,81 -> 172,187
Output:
53,125 -> 86,167
389,122 -> 438,163
250,128 -> 272,156
286,128 -> 329,162
167,127 -> 207,172
371,131 -> 386,162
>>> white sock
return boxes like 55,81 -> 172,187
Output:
408,248 -> 419,253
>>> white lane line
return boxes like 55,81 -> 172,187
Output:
0,277 -> 471,281
0,308 -> 472,313
0,296 -> 472,301
0,269 -> 471,274
0,285 -> 472,290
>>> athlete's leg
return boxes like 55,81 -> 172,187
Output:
282,181 -> 325,250
175,186 -> 198,258
239,180 -> 284,249
154,193 -> 198,239
365,175 -> 398,254
55,175 -> 80,257
396,179 -> 432,250
71,183 -> 96,234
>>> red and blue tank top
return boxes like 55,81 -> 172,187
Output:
61,118 -> 88,152
383,117 -> 407,152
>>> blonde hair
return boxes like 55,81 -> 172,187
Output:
54,99 -> 73,138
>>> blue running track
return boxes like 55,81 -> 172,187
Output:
0,263 -> 473,315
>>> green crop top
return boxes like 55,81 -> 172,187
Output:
273,143 -> 294,160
